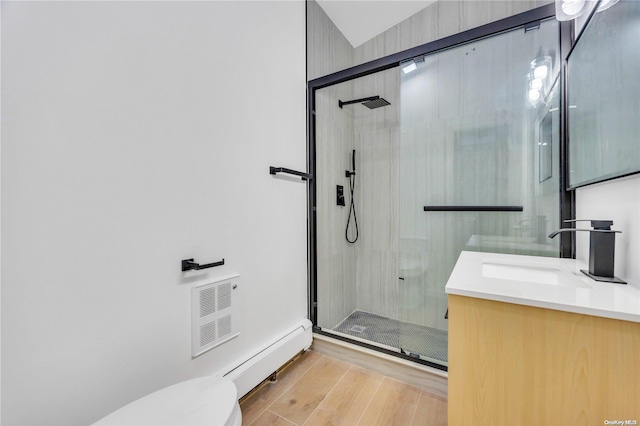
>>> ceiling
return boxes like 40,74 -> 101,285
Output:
316,0 -> 437,48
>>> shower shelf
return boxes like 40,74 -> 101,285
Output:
423,206 -> 523,212
269,166 -> 313,181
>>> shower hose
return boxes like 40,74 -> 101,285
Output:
346,171 -> 359,244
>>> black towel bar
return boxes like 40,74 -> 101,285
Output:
181,258 -> 224,272
423,205 -> 523,212
270,166 -> 313,181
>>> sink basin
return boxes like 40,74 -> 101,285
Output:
482,261 -> 592,288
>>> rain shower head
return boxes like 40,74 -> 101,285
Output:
339,96 -> 391,109
362,97 -> 391,109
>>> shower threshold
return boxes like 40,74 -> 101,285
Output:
332,310 -> 448,367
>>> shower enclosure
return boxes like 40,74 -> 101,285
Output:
309,6 -> 566,370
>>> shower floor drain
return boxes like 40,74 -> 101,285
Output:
349,325 -> 366,333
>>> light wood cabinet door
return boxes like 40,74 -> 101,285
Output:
448,294 -> 640,425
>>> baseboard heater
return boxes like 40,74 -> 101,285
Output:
221,319 -> 312,398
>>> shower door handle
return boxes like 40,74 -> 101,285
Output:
424,205 -> 523,212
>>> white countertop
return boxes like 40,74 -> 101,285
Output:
445,251 -> 640,323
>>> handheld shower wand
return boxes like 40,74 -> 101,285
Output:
352,149 -> 355,173
346,150 -> 359,244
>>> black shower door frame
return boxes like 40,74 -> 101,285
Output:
306,3 -> 575,370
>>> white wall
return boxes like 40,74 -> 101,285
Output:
0,1 -> 306,424
575,175 -> 640,286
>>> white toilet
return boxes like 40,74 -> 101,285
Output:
94,376 -> 242,426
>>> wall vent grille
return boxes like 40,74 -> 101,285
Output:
200,322 -> 217,346
218,284 -> 232,310
218,314 -> 232,338
200,287 -> 217,317
191,275 -> 240,358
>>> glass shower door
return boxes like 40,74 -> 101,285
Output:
398,18 -> 561,367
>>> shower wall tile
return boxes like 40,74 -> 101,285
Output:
307,0 -> 355,81
397,17 -> 561,330
354,0 -> 551,68
317,252 -> 358,328
316,68 -> 402,325
355,250 -> 399,319
315,82 -> 358,329
310,0 -> 554,332
307,0 -> 550,82
355,129 -> 399,253
352,70 -> 400,320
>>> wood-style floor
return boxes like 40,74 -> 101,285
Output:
240,350 -> 447,426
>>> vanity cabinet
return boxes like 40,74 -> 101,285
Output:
448,294 -> 640,425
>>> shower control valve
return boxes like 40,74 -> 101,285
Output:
337,185 -> 345,206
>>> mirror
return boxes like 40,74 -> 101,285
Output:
568,0 -> 640,188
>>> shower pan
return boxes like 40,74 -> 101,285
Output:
309,5 -> 565,370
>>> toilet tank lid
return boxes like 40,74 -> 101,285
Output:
94,376 -> 238,426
